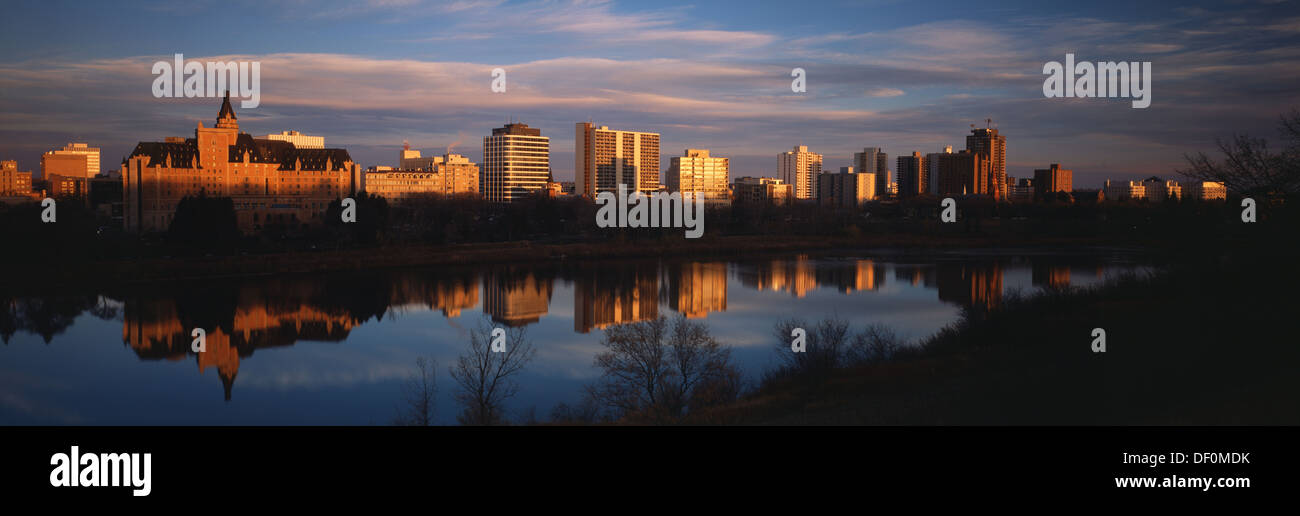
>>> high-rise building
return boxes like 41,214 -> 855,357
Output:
666,149 -> 729,204
263,131 -> 324,149
121,92 -> 360,232
778,145 -> 822,201
818,169 -> 876,207
42,143 -> 100,178
853,147 -> 890,199
933,150 -> 991,197
1033,163 -> 1073,200
925,146 -> 953,196
364,153 -> 479,201
733,176 -> 793,205
575,122 -> 660,197
966,127 -> 1006,200
896,151 -> 927,198
483,123 -> 550,203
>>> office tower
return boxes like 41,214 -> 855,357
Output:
925,146 -> 953,196
365,153 -> 480,201
778,145 -> 822,200
896,151 -> 927,198
966,127 -> 1006,200
733,177 -> 793,205
483,122 -> 550,203
121,92 -> 360,232
1033,163 -> 1073,200
933,150 -> 991,197
575,122 -> 661,197
263,130 -> 324,149
666,149 -> 729,204
42,142 -> 100,178
854,147 -> 890,199
818,170 -> 876,207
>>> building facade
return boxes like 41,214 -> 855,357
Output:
932,150 -> 991,197
1033,163 -> 1073,200
734,176 -> 793,205
483,123 -> 550,203
853,147 -> 891,199
778,145 -> 822,201
817,170 -> 876,207
263,131 -> 324,149
665,149 -> 729,205
121,93 -> 360,232
0,160 -> 33,197
575,122 -> 660,198
896,151 -> 928,198
1184,181 -> 1227,201
1103,180 -> 1147,201
42,142 -> 100,178
1141,177 -> 1182,202
364,153 -> 479,201
966,127 -> 1007,200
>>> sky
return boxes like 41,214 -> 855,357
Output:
1,0 -> 1298,188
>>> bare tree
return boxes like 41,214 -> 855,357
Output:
587,315 -> 739,422
449,322 -> 535,425
847,323 -> 905,365
394,356 -> 437,426
1181,109 -> 1300,199
772,317 -> 850,376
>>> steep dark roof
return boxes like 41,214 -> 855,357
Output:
130,135 -> 352,171
218,91 -> 237,121
129,139 -> 198,168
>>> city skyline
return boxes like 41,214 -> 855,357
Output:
2,0 -> 1298,189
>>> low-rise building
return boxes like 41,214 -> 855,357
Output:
734,176 -> 793,206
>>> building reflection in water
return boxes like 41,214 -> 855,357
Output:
935,262 -> 1004,311
662,262 -> 727,318
574,262 -> 659,333
122,281 -> 357,401
815,259 -> 887,293
736,255 -> 818,297
483,268 -> 553,327
0,257 -> 1120,402
1032,264 -> 1071,289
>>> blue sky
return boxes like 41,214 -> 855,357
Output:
2,0 -> 1298,187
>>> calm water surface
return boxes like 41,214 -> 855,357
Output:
0,252 -> 1148,425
